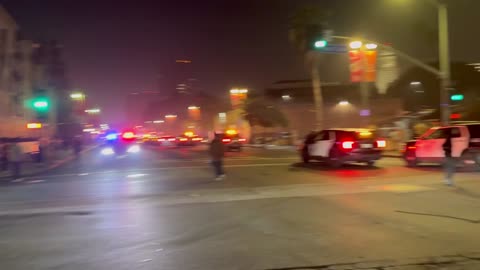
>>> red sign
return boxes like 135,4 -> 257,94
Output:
348,50 -> 364,83
348,50 -> 377,83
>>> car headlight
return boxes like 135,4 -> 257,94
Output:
127,145 -> 140,153
101,147 -> 115,155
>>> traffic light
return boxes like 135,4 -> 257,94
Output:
450,94 -> 464,101
306,24 -> 329,50
31,89 -> 50,122
314,40 -> 327,48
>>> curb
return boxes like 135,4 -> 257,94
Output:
0,145 -> 98,180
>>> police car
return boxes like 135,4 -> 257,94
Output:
301,128 -> 385,167
404,123 -> 480,168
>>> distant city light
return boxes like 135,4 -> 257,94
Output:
282,95 -> 292,101
26,123 -> 42,129
85,108 -> 100,114
338,100 -> 350,106
349,41 -> 363,49
70,92 -> 84,100
165,114 -> 177,119
365,43 -> 378,50
188,106 -> 200,110
230,88 -> 248,94
153,120 -> 164,124
360,109 -> 371,117
410,81 -> 422,86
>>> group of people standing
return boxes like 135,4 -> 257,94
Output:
1,142 -> 24,180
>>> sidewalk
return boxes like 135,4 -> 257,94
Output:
0,145 -> 96,180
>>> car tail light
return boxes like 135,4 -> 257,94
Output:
222,138 -> 231,143
407,146 -> 416,150
122,131 -> 135,140
376,140 -> 386,148
341,141 -> 355,149
238,138 -> 246,142
168,138 -> 176,142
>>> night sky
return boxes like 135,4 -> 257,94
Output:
2,0 -> 479,122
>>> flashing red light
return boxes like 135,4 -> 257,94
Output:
342,141 -> 355,149
168,138 -> 176,142
238,138 -> 246,142
222,138 -> 231,143
376,140 -> 386,148
122,131 -> 135,140
450,113 -> 461,119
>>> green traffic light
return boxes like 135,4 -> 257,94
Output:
314,40 -> 327,48
32,99 -> 49,110
450,94 -> 464,101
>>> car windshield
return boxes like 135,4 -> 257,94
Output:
2,1 -> 480,269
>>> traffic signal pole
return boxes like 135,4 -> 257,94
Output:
438,2 -> 451,126
310,53 -> 324,131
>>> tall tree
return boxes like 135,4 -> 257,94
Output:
244,98 -> 288,128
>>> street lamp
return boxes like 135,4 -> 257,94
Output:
70,92 -> 85,100
349,41 -> 363,49
85,108 -> 100,114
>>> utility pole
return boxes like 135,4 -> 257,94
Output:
438,2 -> 451,126
310,52 -> 323,131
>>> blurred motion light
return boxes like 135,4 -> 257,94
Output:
188,106 -> 199,110
165,114 -> 177,119
450,94 -> 464,101
27,122 -> 42,129
85,108 -> 100,114
365,43 -> 378,50
225,129 -> 238,135
230,88 -> 248,94
70,92 -> 84,100
101,147 -> 114,155
282,95 -> 292,101
314,40 -> 327,48
127,145 -> 140,153
349,41 -> 363,49
338,100 -> 350,106
410,81 -> 422,86
153,120 -> 164,124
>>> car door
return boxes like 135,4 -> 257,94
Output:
309,131 -> 334,158
451,127 -> 468,157
416,128 -> 447,160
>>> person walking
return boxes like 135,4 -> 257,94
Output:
442,129 -> 455,186
9,141 -> 23,180
209,133 -> 225,181
1,143 -> 8,171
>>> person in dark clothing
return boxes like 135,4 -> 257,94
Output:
73,136 -> 82,159
209,133 -> 225,181
1,144 -> 8,171
442,129 -> 455,186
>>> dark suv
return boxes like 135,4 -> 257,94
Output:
301,128 -> 385,167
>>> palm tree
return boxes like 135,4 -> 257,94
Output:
288,5 -> 329,130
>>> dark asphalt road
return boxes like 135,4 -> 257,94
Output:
1,144 -> 480,269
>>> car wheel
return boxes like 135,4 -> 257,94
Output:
460,151 -> 480,171
302,147 -> 310,163
327,149 -> 343,168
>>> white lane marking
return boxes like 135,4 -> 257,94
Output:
126,173 -> 148,178
0,181 -> 438,216
18,163 -> 294,180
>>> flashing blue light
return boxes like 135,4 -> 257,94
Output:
106,133 -> 118,141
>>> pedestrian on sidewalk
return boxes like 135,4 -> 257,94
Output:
443,128 -> 456,186
1,143 -> 8,171
9,141 -> 23,180
209,133 -> 225,181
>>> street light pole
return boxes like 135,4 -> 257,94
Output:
437,1 -> 451,125
310,52 -> 324,131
